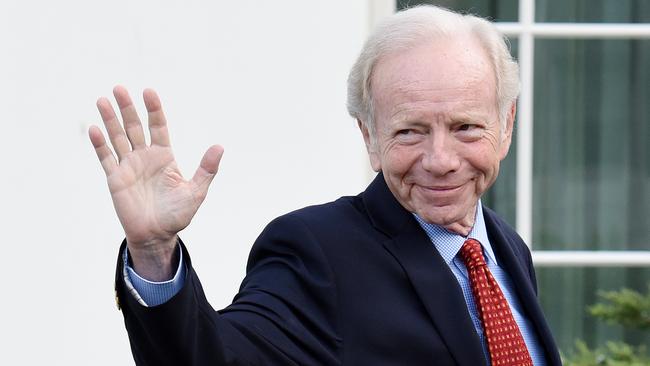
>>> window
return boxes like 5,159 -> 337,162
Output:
391,0 -> 650,354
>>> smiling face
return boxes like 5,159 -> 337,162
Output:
360,35 -> 515,235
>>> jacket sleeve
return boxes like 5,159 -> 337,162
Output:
115,213 -> 342,366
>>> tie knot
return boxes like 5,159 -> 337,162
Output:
459,238 -> 486,269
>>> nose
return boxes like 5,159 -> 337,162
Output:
421,133 -> 461,176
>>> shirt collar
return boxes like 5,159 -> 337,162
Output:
413,200 -> 497,265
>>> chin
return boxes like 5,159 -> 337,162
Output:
415,207 -> 461,226
417,196 -> 478,224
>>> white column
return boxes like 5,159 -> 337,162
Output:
516,0 -> 535,246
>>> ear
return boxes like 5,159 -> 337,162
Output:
357,119 -> 381,172
498,101 -> 516,160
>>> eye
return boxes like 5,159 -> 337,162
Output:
454,123 -> 484,141
394,128 -> 424,144
458,124 -> 474,131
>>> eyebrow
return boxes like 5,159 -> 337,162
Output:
390,109 -> 490,126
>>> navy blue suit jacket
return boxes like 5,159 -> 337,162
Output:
116,173 -> 561,365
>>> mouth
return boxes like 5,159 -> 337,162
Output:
413,183 -> 466,200
420,184 -> 463,192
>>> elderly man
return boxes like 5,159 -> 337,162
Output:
90,5 -> 561,366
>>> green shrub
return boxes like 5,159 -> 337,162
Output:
563,285 -> 650,366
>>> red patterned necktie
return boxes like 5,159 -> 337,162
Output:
459,238 -> 533,366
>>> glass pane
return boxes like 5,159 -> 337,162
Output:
483,38 -> 518,227
397,0 -> 518,22
533,39 -> 650,250
536,267 -> 650,357
536,0 -> 650,23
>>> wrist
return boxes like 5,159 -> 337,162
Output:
127,237 -> 179,281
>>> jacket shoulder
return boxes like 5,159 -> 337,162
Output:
268,195 -> 368,233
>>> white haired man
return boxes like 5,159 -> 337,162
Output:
90,5 -> 561,365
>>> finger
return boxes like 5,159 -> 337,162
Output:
190,145 -> 224,202
113,86 -> 146,149
88,125 -> 118,175
143,88 -> 171,147
96,97 -> 132,160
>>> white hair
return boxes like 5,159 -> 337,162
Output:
346,5 -> 520,141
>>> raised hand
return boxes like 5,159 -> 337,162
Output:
89,86 -> 224,280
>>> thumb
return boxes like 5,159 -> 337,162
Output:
190,145 -> 224,201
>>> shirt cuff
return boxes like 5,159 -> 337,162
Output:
122,245 -> 186,307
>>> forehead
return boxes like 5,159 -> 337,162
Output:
371,35 -> 497,120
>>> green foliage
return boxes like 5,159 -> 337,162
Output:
564,285 -> 650,366
588,286 -> 650,330
563,341 -> 650,366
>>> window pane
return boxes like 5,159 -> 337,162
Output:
397,0 -> 518,22
483,38 -> 518,227
537,267 -> 650,356
536,0 -> 650,23
533,39 -> 650,250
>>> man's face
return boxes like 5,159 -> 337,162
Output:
361,35 -> 514,232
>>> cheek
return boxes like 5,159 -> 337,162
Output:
463,140 -> 500,178
382,146 -> 418,176
472,154 -> 501,189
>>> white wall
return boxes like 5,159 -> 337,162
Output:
0,1 -> 373,364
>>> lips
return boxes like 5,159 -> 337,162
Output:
418,183 -> 465,192
423,185 -> 462,191
413,183 -> 466,201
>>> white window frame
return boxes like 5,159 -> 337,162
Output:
369,0 -> 650,267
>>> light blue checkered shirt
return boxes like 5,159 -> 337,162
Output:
123,247 -> 185,307
413,200 -> 546,366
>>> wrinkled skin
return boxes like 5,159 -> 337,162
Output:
359,35 -> 515,236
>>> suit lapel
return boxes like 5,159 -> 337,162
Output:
363,174 -> 487,365
483,208 -> 561,364
383,229 -> 487,366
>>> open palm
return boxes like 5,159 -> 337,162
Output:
89,86 -> 223,278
